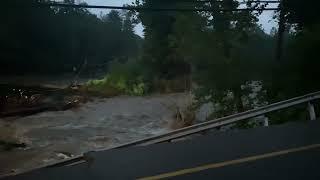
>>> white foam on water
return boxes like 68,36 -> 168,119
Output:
0,93 -> 191,173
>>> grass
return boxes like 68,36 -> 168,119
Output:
83,74 -> 148,97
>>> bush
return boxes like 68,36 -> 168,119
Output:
85,60 -> 149,96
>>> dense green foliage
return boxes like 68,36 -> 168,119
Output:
135,0 -> 320,124
268,1 -> 320,99
136,0 -> 273,113
85,60 -> 148,96
136,0 -> 191,80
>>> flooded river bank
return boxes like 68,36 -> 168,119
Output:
0,93 -> 193,175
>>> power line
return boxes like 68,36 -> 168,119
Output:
239,0 -> 280,2
38,2 -> 279,12
178,0 -> 280,4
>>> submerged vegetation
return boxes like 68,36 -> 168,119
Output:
85,75 -> 147,96
85,60 -> 148,96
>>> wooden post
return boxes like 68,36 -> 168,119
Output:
307,102 -> 316,121
264,116 -> 269,127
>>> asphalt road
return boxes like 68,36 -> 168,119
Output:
4,121 -> 320,180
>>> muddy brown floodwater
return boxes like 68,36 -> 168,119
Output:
0,93 -> 193,175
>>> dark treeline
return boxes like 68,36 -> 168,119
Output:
0,0 -> 141,75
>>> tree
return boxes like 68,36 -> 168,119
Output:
259,0 -> 320,124
170,0 -> 266,114
136,0 -> 273,116
0,1 -> 141,76
282,0 -> 320,30
136,0 -> 190,80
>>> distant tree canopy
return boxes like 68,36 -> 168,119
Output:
0,0 -> 142,75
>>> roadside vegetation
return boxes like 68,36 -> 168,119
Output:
85,61 -> 148,96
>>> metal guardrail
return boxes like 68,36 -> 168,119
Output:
108,91 -> 320,148
60,90 -> 320,167
4,91 -> 320,177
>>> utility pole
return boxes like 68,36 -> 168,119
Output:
275,0 -> 285,62
271,0 -> 284,95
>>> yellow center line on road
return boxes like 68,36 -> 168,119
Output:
138,143 -> 320,180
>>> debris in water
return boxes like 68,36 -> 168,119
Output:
55,151 -> 73,159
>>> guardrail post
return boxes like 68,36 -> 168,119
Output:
263,117 -> 269,127
307,102 -> 316,121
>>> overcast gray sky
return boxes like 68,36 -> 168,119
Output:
83,0 -> 278,37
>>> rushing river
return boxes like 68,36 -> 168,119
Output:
0,93 -> 194,175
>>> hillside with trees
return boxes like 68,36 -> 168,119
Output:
0,0 -> 142,75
